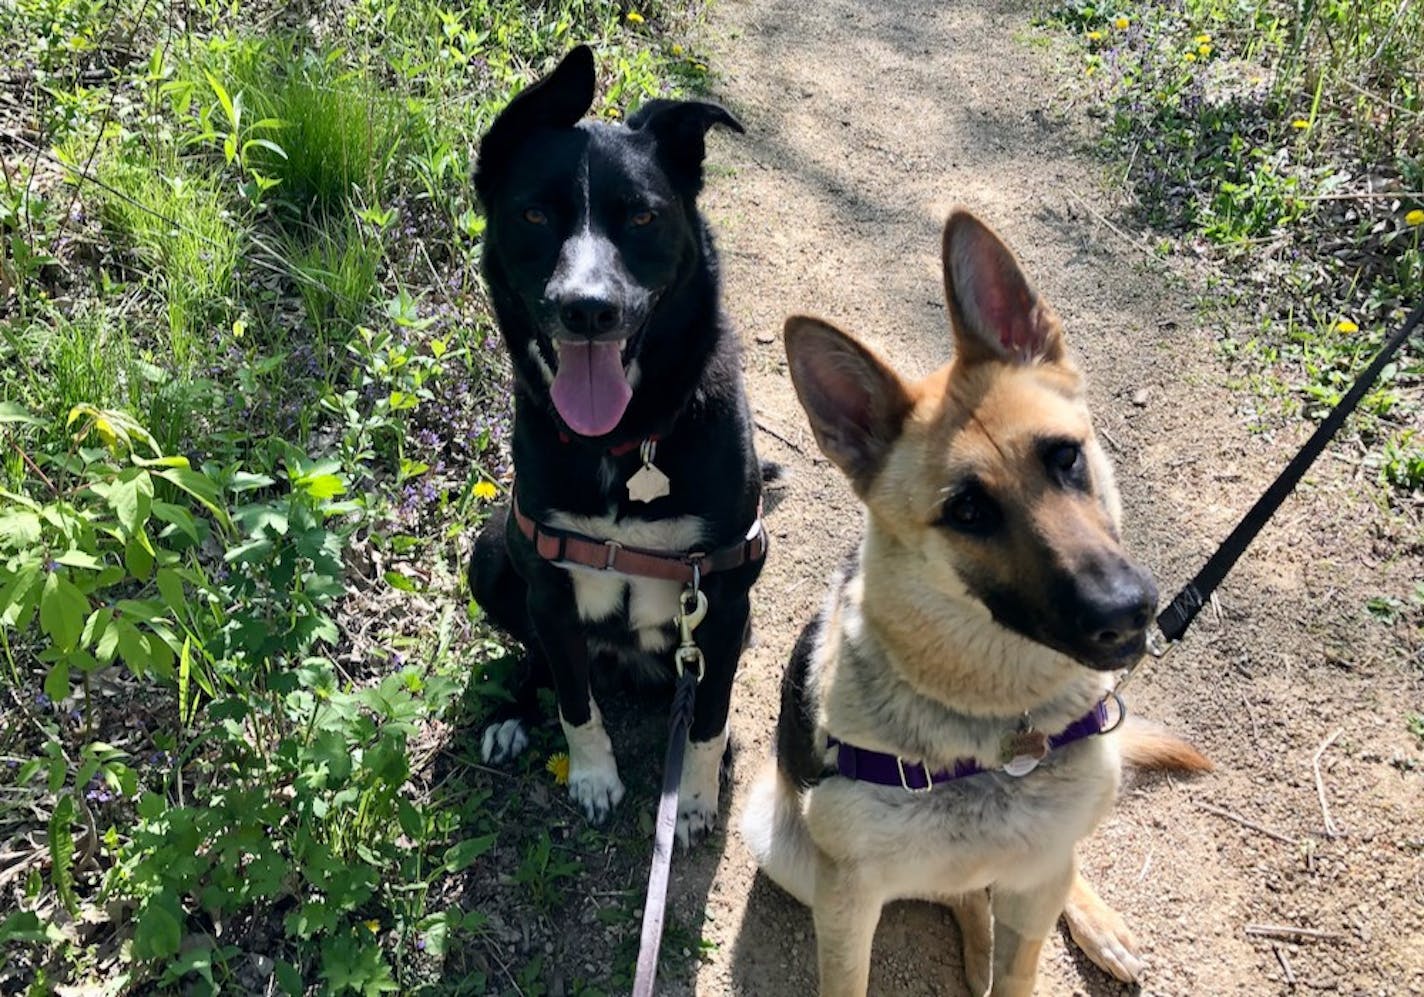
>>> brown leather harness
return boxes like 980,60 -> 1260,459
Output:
511,493 -> 768,584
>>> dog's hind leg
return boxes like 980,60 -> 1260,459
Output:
468,505 -> 533,641
1061,868 -> 1144,983
470,505 -> 545,764
741,763 -> 818,905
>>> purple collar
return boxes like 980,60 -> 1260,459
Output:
826,694 -> 1123,792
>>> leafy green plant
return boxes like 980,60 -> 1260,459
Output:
1044,0 -> 1423,499
2,0 -> 703,990
514,830 -> 583,912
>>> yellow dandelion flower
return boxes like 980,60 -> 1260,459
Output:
474,480 -> 498,501
693,62 -> 708,71
364,919 -> 380,934
626,10 -> 644,23
1335,319 -> 1359,334
1198,43 -> 1212,56
546,752 -> 570,786
1405,208 -> 1424,226
1291,118 -> 1310,130
1114,16 -> 1130,29
1085,64 -> 1097,76
1183,51 -> 1197,62
671,43 -> 684,56
1195,33 -> 1210,43
1086,29 -> 1104,40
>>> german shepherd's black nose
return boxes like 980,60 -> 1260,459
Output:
1076,564 -> 1158,655
559,297 -> 623,336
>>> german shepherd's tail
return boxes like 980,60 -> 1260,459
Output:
1118,716 -> 1213,772
741,761 -> 818,906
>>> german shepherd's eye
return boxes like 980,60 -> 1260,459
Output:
629,209 -> 656,227
938,483 -> 1001,536
523,207 -> 548,225
1044,441 -> 1088,489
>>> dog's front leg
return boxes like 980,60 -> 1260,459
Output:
812,858 -> 880,997
990,858 -> 1076,997
526,587 -> 625,825
677,591 -> 749,847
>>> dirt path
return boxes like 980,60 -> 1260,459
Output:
645,0 -> 1424,992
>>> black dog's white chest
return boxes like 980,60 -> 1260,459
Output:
548,509 -> 704,657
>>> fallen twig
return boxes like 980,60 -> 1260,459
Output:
1194,800 -> 1299,845
1312,728 -> 1343,839
1273,944 -> 1296,985
1244,923 -> 1344,942
754,417 -> 805,455
1065,192 -> 1162,265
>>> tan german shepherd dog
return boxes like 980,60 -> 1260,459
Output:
741,209 -> 1209,995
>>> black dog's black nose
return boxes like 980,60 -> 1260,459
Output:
559,297 -> 622,336
1077,568 -> 1158,650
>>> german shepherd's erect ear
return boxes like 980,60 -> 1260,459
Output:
783,316 -> 913,493
942,209 -> 1066,368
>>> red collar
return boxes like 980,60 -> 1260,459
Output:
511,492 -> 767,585
556,432 -> 660,457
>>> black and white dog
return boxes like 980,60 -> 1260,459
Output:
468,46 -> 764,844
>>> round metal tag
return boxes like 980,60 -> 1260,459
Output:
1002,754 -> 1041,777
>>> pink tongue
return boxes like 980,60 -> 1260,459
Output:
551,341 -> 633,437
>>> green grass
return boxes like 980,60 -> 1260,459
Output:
1043,0 -> 1424,499
88,149 -> 244,366
239,51 -> 408,216
287,215 -> 386,367
0,0 -> 713,990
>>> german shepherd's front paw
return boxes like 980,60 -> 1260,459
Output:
480,719 -> 529,765
675,729 -> 727,848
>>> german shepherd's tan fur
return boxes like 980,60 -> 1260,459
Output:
741,210 -> 1208,996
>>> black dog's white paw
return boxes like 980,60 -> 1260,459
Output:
568,761 -> 626,824
480,719 -> 529,765
562,705 -> 624,825
676,794 -> 718,849
675,730 -> 726,848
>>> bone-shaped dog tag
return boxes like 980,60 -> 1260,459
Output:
626,439 -> 671,503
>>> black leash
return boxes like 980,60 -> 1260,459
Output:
632,586 -> 707,997
1153,299 -> 1424,647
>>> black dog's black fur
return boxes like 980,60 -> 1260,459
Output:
468,46 -> 763,829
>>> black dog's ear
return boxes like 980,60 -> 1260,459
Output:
628,99 -> 745,193
475,45 -> 597,200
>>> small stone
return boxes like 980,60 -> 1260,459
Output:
755,331 -> 776,345
1131,388 -> 1150,406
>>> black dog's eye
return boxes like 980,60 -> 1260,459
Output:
523,207 -> 547,225
1044,441 -> 1088,488
938,484 -> 1000,536
629,210 -> 656,227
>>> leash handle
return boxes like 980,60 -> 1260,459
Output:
1156,299 -> 1424,642
632,670 -> 698,997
